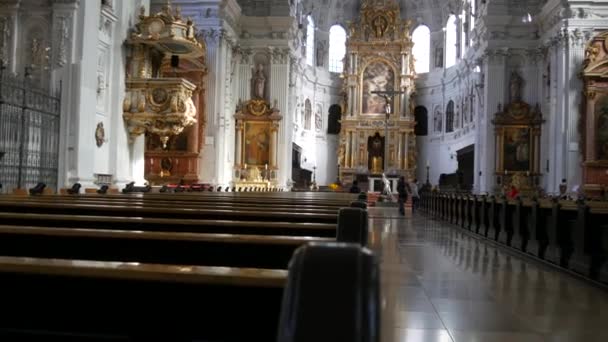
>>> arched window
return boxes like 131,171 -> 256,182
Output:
304,99 -> 312,130
414,106 -> 428,136
329,25 -> 346,73
412,25 -> 430,74
446,100 -> 455,133
445,15 -> 457,68
461,8 -> 467,57
306,16 -> 315,66
470,0 -> 476,35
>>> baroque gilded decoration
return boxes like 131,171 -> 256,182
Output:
581,30 -> 608,196
338,0 -> 416,183
492,72 -> 544,195
233,97 -> 282,189
123,2 -> 207,185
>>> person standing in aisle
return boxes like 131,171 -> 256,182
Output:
409,178 -> 420,213
397,176 -> 408,216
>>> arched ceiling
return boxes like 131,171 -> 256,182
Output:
299,0 -> 462,32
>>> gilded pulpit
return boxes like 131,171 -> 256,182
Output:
123,3 -> 207,185
338,0 -> 417,184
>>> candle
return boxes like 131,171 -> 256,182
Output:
426,160 -> 430,168
265,163 -> 268,170
504,169 -> 508,175
526,170 -> 530,176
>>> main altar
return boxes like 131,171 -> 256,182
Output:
338,0 -> 417,184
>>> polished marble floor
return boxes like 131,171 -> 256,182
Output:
368,208 -> 608,342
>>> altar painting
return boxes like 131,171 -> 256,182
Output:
362,61 -> 395,114
502,127 -> 531,172
595,95 -> 608,160
244,122 -> 270,166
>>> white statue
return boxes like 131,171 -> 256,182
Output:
252,63 -> 266,99
382,173 -> 393,199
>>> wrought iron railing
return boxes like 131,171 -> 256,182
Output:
0,67 -> 61,194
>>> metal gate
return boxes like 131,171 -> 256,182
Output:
0,70 -> 61,194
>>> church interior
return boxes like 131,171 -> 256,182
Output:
1,0 -> 608,341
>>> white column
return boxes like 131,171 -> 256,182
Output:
545,41 -> 559,193
199,30 -> 219,183
238,50 -> 252,102
69,0 -> 101,187
131,134 -> 146,185
565,29 -> 587,189
553,35 -> 568,192
479,50 -> 506,193
269,49 -> 290,187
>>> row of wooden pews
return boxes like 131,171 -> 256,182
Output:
0,191 -> 378,341
419,192 -> 608,284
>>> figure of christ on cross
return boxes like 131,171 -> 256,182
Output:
371,90 -> 405,172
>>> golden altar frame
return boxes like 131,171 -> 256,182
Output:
338,0 -> 417,183
233,99 -> 282,188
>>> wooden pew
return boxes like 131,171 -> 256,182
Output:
0,212 -> 336,237
0,201 -> 338,224
0,225 -> 331,269
0,193 -> 349,211
0,256 -> 287,341
421,191 -> 608,285
0,197 -> 339,217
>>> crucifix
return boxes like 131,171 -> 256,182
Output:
371,89 -> 405,172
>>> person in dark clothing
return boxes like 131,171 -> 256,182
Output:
397,176 -> 408,216
349,180 -> 361,194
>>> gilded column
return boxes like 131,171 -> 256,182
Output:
271,122 -> 278,168
235,121 -> 243,167
397,132 -> 403,170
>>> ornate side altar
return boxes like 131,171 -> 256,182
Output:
232,69 -> 282,189
581,31 -> 608,197
338,0 -> 417,184
492,72 -> 544,195
122,3 -> 207,185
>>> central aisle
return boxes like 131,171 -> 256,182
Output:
368,208 -> 608,342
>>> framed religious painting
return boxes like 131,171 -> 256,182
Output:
501,126 -> 532,172
361,60 -> 396,115
243,121 -> 271,166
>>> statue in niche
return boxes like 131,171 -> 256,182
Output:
315,108 -> 322,132
434,47 -> 443,68
509,71 -> 523,103
316,41 -> 326,67
372,15 -> 388,38
434,107 -> 442,132
252,63 -> 266,99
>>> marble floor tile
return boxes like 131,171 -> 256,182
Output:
392,328 -> 453,342
370,209 -> 608,342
